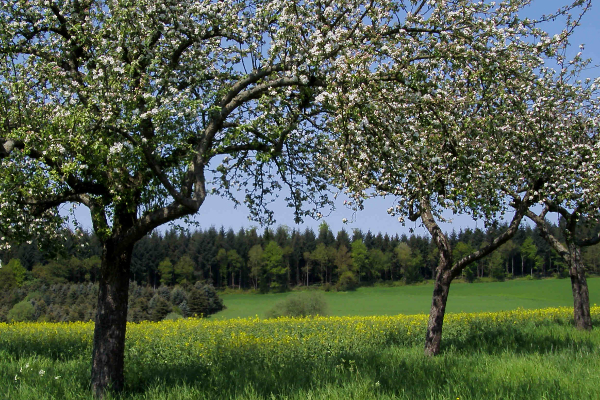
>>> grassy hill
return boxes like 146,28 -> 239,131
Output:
214,277 -> 600,319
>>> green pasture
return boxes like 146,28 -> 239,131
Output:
215,277 -> 600,319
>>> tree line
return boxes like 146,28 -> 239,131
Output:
3,221 -> 598,293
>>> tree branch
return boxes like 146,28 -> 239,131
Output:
419,197 -> 452,265
217,65 -> 283,109
413,0 -> 428,17
381,26 -> 447,37
114,128 -> 199,212
526,208 -> 571,261
576,233 -> 600,247
451,197 -> 529,276
0,137 -> 108,196
123,199 -> 203,250
19,192 -> 92,215
222,76 -> 319,116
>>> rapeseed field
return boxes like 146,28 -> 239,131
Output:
2,307 -> 600,399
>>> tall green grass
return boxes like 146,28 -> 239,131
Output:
1,308 -> 600,399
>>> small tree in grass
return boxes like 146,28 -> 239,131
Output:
7,300 -> 34,322
265,291 -> 329,318
187,288 -> 208,318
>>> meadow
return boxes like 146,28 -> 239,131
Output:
2,278 -> 600,399
216,277 -> 600,319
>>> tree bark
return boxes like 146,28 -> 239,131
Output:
91,238 -> 134,397
568,243 -> 592,330
419,199 -> 453,357
424,270 -> 452,356
420,195 -> 528,356
526,210 -> 592,330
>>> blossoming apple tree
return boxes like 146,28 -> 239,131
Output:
0,0 -> 399,395
497,61 -> 600,331
319,0 -> 591,356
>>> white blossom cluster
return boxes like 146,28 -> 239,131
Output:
318,0 -> 598,228
0,0 -> 403,245
0,0 -> 596,249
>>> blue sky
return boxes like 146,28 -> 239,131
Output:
66,0 -> 600,237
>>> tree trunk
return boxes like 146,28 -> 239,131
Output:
568,243 -> 592,330
424,270 -> 451,356
91,238 -> 134,397
525,210 -> 593,331
543,260 -> 546,277
420,196 -> 527,357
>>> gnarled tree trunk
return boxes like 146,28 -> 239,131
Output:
424,270 -> 452,356
420,198 -> 453,357
421,196 -> 528,356
568,243 -> 592,330
526,210 -> 592,331
91,237 -> 134,397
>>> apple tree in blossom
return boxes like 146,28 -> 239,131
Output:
498,59 -> 600,331
0,0 -> 396,395
319,0 -> 592,356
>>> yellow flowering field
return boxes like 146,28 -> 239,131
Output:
2,307 -> 600,399
1,306 -> 598,367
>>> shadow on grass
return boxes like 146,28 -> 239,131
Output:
1,340 -> 91,361
123,356 -> 323,397
4,321 -> 599,399
116,325 -> 599,399
440,323 -> 598,356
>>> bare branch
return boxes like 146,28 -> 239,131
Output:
526,209 -> 571,261
413,0 -> 428,16
123,199 -> 203,250
451,198 -> 528,276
